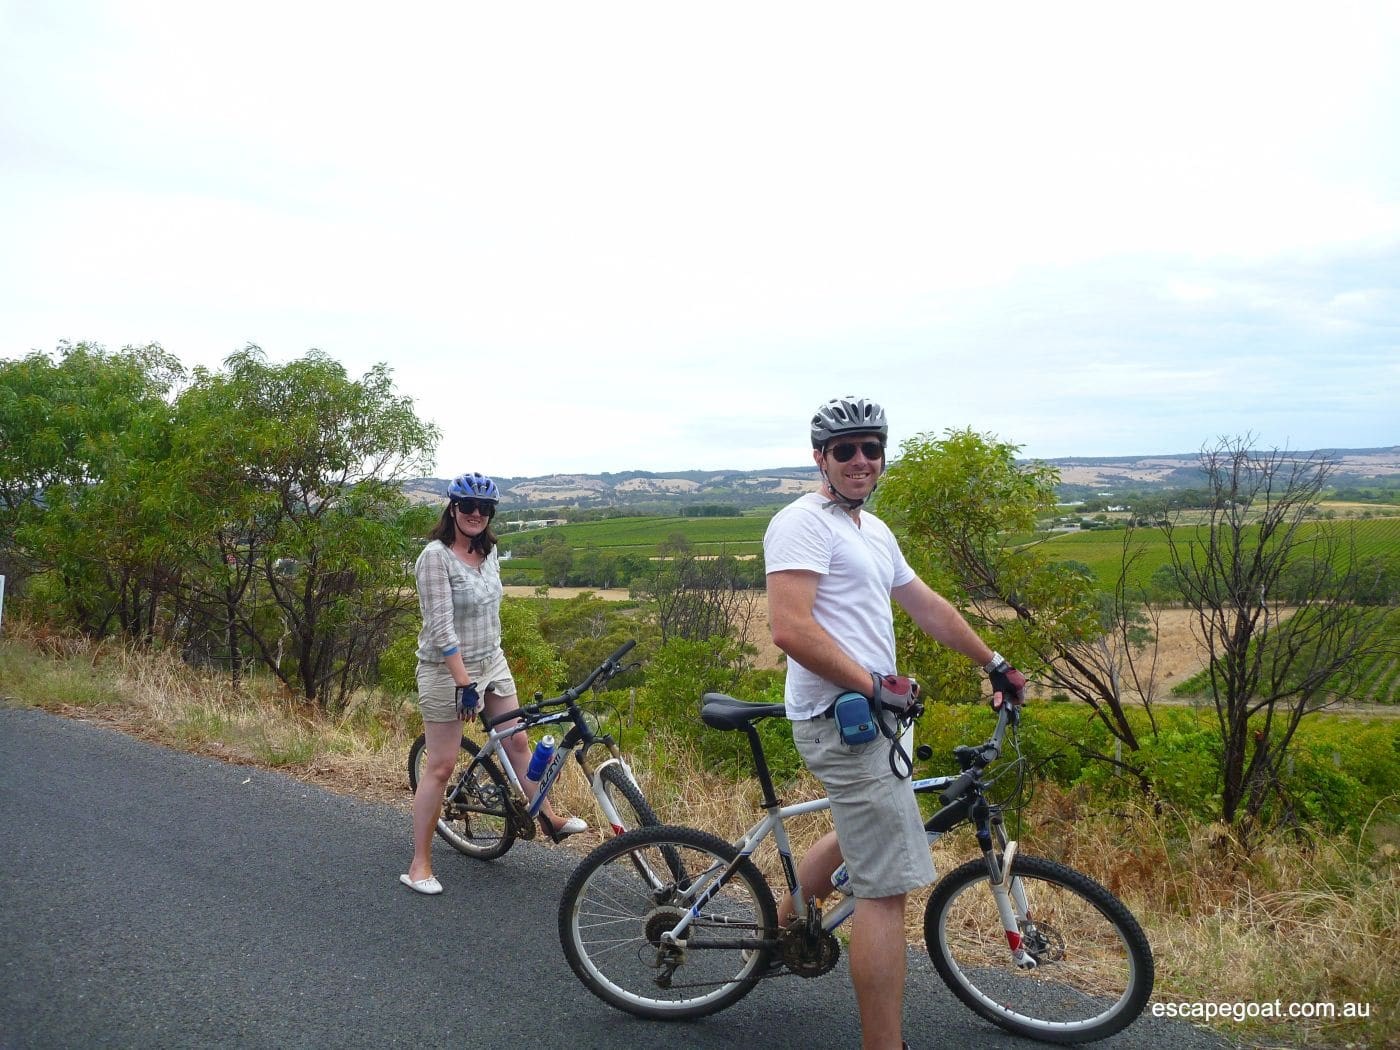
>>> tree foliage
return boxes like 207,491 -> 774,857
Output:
877,428 -> 1156,761
3,343 -> 439,709
1159,437 -> 1390,830
1,342 -> 186,631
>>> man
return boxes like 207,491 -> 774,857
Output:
763,395 -> 1027,1050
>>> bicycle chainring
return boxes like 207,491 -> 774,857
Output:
507,798 -> 536,839
779,926 -> 841,978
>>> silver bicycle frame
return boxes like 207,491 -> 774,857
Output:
661,772 -> 970,945
475,709 -> 645,829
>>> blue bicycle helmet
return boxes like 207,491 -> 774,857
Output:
448,472 -> 500,503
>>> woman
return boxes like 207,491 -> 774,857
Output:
402,471 -> 585,895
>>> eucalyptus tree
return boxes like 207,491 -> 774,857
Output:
875,429 -> 1161,768
166,347 -> 438,706
0,341 -> 185,631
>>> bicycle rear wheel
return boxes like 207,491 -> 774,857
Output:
408,734 -> 516,860
558,825 -> 778,1020
924,854 -> 1154,1043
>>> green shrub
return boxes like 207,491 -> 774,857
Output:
630,637 -> 799,781
375,596 -> 564,701
378,633 -> 417,694
913,702 -> 1399,836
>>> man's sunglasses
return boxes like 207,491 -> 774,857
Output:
826,440 -> 885,463
452,499 -> 496,517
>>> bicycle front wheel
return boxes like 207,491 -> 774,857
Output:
408,734 -> 516,860
924,854 -> 1154,1043
596,762 -> 659,833
559,824 -> 778,1020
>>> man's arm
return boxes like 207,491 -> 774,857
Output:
890,576 -> 997,668
767,569 -> 874,696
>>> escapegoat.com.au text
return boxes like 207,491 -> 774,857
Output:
1153,1000 -> 1375,1023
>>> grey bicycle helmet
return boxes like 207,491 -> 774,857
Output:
448,472 -> 500,503
810,396 -> 889,449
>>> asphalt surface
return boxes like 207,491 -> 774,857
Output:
0,706 -> 1238,1049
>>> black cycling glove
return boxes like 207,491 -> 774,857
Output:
984,653 -> 1027,708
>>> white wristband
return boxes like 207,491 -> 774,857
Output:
984,651 -> 1009,674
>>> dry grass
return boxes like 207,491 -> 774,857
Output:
2,618 -> 1395,1047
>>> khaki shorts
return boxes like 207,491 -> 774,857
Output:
415,648 -> 518,724
792,713 -> 936,899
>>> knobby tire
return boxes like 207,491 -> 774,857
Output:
923,854 -> 1154,1043
558,824 -> 778,1020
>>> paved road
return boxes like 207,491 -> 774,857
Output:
0,707 -> 1235,1049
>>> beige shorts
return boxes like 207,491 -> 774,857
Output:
415,648 -> 518,724
792,713 -> 937,899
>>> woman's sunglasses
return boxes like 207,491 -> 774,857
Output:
826,440 -> 885,463
452,499 -> 496,517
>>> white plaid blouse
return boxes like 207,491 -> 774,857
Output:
414,541 -> 503,663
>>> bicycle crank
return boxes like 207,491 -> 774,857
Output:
507,798 -> 537,840
779,925 -> 840,978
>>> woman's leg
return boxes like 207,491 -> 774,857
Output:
408,718 -> 463,881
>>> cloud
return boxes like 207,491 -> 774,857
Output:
2,1 -> 1398,476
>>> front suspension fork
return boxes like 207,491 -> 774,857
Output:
978,810 -> 1036,968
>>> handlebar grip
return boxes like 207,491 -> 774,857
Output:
606,638 -> 637,666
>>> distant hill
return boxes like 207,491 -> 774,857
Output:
401,467 -> 822,509
403,446 -> 1400,509
1045,447 -> 1400,498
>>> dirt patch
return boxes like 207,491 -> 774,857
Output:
503,591 -> 1394,714
741,603 -> 1211,689
503,586 -> 633,601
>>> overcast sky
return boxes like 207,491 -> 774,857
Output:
3,1 -> 1398,478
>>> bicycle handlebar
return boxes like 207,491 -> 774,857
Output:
484,638 -> 638,730
937,700 -> 1018,804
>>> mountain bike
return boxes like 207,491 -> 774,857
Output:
408,639 -> 659,859
557,693 -> 1154,1044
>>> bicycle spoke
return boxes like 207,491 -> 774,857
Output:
559,827 -> 778,1019
926,855 -> 1153,1043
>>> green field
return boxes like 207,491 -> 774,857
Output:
502,514 -> 1400,570
500,513 -> 1400,603
1026,517 -> 1400,593
499,511 -> 774,556
1171,606 -> 1400,704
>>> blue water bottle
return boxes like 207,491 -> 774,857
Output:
526,735 -> 556,782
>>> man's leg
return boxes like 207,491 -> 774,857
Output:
850,893 -> 908,1050
777,829 -> 843,924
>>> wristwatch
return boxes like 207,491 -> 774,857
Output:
984,651 -> 1011,674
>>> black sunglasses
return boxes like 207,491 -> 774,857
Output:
826,440 -> 885,463
452,499 -> 496,517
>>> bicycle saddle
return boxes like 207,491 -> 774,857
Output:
700,693 -> 788,731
